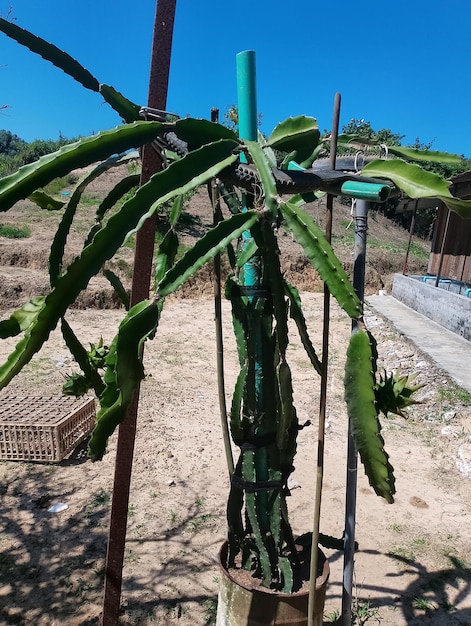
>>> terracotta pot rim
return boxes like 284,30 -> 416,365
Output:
217,540 -> 330,598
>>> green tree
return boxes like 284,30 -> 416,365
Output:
0,129 -> 25,156
223,104 -> 263,133
342,118 -> 404,146
340,120 -> 471,237
0,131 -> 77,176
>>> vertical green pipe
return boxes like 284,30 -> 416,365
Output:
236,50 -> 269,531
236,49 -> 259,302
236,51 -> 258,144
237,50 -> 259,286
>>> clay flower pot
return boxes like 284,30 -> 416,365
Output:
216,541 -> 330,626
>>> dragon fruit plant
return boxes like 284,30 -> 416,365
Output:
0,16 -> 470,593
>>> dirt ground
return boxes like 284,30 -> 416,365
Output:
0,294 -> 470,625
0,169 -> 470,625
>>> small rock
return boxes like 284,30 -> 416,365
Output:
457,443 -> 471,478
48,502 -> 68,513
409,496 -> 429,508
287,477 -> 301,490
443,410 -> 456,422
441,426 -> 458,438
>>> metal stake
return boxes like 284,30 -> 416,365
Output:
101,1 -> 177,623
308,92 -> 341,626
403,199 -> 418,276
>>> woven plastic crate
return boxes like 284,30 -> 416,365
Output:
0,395 -> 96,462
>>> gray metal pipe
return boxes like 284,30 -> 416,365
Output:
342,198 -> 368,626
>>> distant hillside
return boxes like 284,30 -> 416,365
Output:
0,167 -> 429,308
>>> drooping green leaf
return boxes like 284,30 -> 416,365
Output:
94,174 -> 140,225
83,170 -> 140,250
278,556 -> 294,594
245,141 -> 278,215
435,195 -> 471,219
242,452 -> 273,587
253,219 -> 288,355
0,141 -> 239,388
28,191 -> 65,211
361,159 -> 471,218
49,178 -> 87,286
362,159 -> 451,197
166,118 -> 238,150
229,365 -> 248,444
0,297 -> 45,338
218,181 -> 241,215
158,211 -> 259,297
154,228 -> 179,286
0,122 -> 164,212
276,362 -> 296,450
0,17 -> 100,91
50,156 -> 138,285
226,456 -> 245,566
235,238 -> 258,267
344,330 -> 395,503
60,318 -> 105,397
284,281 -> 322,375
99,84 -> 141,123
103,269 -> 130,311
88,300 -> 160,461
226,275 -> 249,367
336,134 -> 381,148
267,116 -> 320,158
169,195 -> 184,226
386,146 -> 463,164
280,200 -> 362,319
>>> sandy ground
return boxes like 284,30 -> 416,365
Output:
0,293 -> 470,625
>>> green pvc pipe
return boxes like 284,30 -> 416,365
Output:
236,50 -> 269,530
340,181 -> 390,202
237,48 -> 259,286
236,51 -> 258,144
288,161 -> 390,202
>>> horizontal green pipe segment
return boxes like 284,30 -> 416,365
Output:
340,181 -> 390,202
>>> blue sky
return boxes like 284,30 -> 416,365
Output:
1,0 -> 470,157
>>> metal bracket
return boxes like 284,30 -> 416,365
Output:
139,106 -> 180,122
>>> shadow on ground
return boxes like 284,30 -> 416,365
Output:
0,450 -> 220,625
325,547 -> 471,625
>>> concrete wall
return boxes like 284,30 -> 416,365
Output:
392,274 -> 471,341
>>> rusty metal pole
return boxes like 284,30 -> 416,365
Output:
435,208 -> 451,288
308,92 -> 341,626
101,2 -> 177,624
403,199 -> 418,276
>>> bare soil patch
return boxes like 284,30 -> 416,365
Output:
0,296 -> 470,625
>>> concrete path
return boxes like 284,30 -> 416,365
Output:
366,294 -> 471,394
